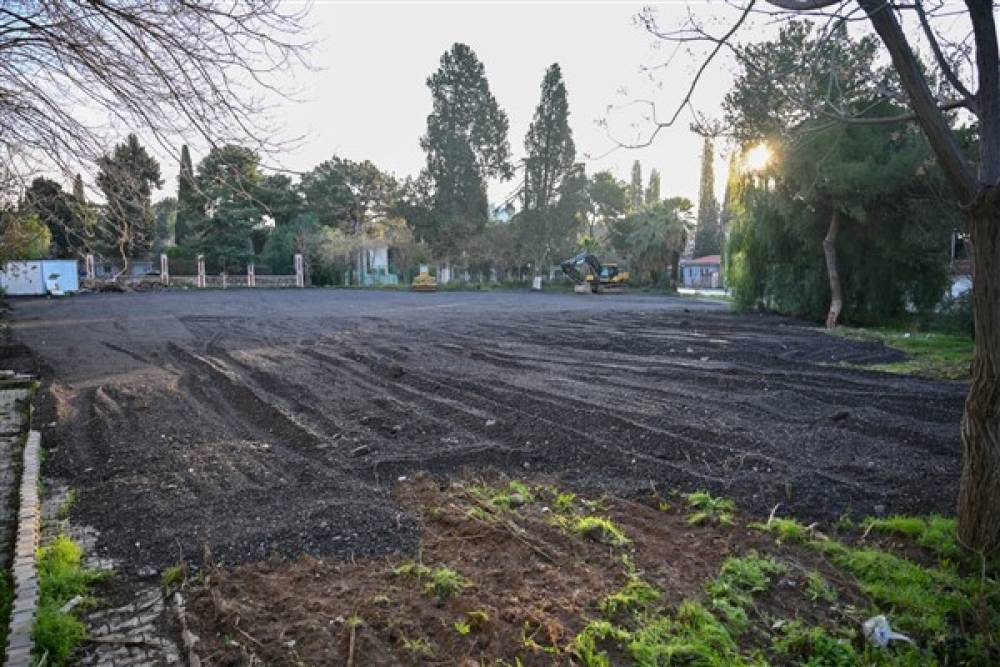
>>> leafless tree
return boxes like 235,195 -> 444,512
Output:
623,0 -> 1000,554
0,1 -> 311,208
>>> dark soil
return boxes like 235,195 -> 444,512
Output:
5,290 -> 965,574
184,473 -> 871,666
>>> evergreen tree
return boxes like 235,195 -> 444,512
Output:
421,43 -> 512,258
520,63 -> 577,269
645,169 -> 661,205
629,160 -> 643,211
175,144 -> 200,247
71,173 -> 96,257
22,177 -> 71,257
152,197 -> 177,252
192,145 -> 262,271
96,133 -> 162,265
694,136 -> 721,256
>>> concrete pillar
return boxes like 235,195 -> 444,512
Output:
160,253 -> 169,286
196,255 -> 205,288
247,263 -> 255,287
294,253 -> 304,287
221,272 -> 227,289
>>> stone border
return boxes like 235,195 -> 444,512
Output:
5,430 -> 41,667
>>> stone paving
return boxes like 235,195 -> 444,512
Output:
0,380 -> 31,667
41,486 -> 183,666
0,385 -> 29,572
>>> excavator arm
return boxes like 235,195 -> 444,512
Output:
560,253 -> 603,285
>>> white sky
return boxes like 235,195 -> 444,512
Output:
257,1 -> 740,209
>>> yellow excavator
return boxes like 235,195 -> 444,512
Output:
560,253 -> 629,294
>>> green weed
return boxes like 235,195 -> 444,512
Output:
160,564 -> 185,594
627,600 -> 744,666
554,492 -> 576,513
55,489 -> 77,521
804,570 -> 837,603
684,491 -> 735,525
600,577 -> 661,618
34,535 -> 104,666
749,517 -> 810,543
392,560 -> 431,579
572,516 -> 629,546
706,551 -> 786,607
571,620 -> 629,667
424,567 -> 470,599
400,636 -> 435,657
771,620 -> 857,666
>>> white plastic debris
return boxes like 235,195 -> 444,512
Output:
863,615 -> 914,648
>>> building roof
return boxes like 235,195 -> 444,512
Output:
681,254 -> 721,266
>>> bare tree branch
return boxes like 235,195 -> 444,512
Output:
0,1 -> 313,202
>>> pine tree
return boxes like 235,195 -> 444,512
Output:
520,63 -> 576,269
629,160 -> 643,211
95,133 -> 162,265
421,43 -> 512,258
193,145 -> 262,272
175,144 -> 199,247
645,169 -> 661,205
694,136 -> 721,256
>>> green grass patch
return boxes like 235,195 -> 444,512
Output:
34,535 -> 105,665
600,578 -> 661,618
628,600 -> 744,666
771,620 -> 857,666
707,551 -> 786,610
833,327 -> 972,381
684,491 -> 735,525
749,516 -> 811,543
470,479 -> 535,510
572,516 -> 630,546
816,541 -> 966,637
861,514 -> 961,560
804,570 -> 838,603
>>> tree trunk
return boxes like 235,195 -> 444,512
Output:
957,207 -> 1000,553
823,210 -> 843,329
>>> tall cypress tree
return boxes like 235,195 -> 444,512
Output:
694,136 -> 721,256
175,144 -> 199,247
521,63 -> 576,269
71,173 -> 95,257
629,160 -> 643,211
645,169 -> 661,205
421,43 -> 512,258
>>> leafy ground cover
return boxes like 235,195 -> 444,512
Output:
184,473 -> 998,666
832,327 -> 972,381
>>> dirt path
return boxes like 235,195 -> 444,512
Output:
6,290 -> 965,573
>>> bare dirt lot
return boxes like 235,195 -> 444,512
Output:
4,289 -> 966,574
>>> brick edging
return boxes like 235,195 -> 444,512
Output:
5,430 -> 41,666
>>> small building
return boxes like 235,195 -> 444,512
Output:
680,255 -> 722,288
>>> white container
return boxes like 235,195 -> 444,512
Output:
0,261 -> 45,295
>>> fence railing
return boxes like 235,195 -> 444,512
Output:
83,254 -> 305,290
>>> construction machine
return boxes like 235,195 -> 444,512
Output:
560,253 -> 629,294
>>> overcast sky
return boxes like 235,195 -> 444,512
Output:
261,1 -> 739,208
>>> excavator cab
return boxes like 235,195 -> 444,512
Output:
560,254 -> 629,293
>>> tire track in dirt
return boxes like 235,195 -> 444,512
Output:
15,292 -> 966,572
